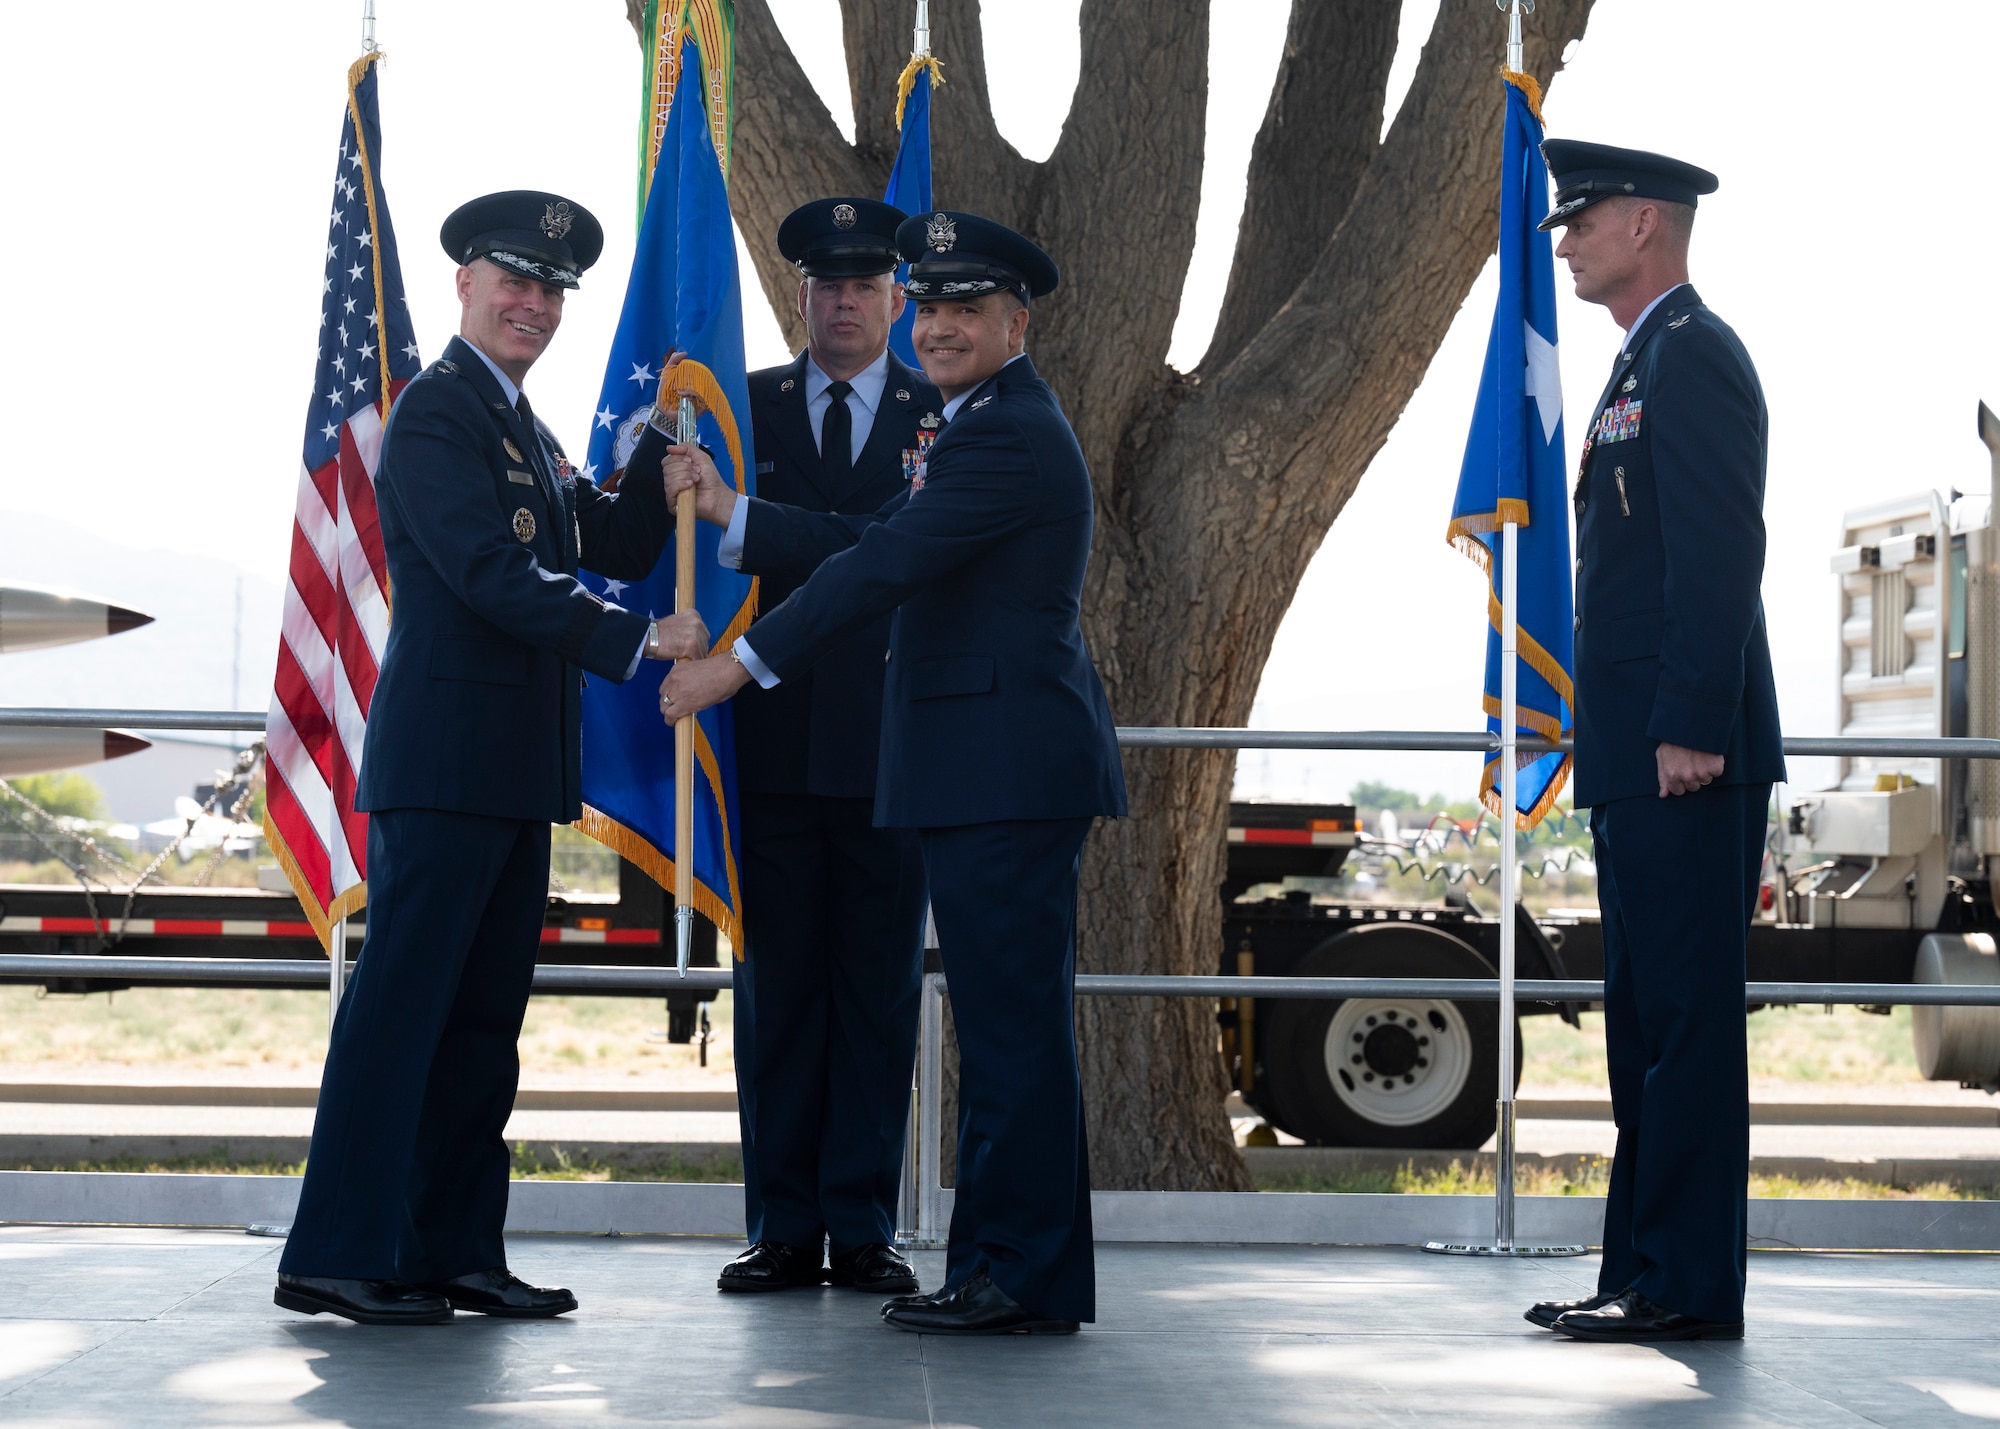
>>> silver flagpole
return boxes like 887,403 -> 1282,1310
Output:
914,0 -> 930,56
328,916 -> 347,1033
361,0 -> 376,52
1426,0 -> 1582,1259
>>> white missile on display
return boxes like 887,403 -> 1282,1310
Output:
0,584 -> 154,654
0,727 -> 151,778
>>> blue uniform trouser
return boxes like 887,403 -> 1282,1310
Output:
925,816 -> 1096,1324
735,793 -> 926,1255
1592,782 -> 1768,1323
278,809 -> 548,1281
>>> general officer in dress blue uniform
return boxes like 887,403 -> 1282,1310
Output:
276,191 -> 708,1326
697,199 -> 942,1297
664,212 -> 1127,1335
1518,145 -> 1785,1344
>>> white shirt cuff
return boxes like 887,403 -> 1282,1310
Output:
734,635 -> 779,689
717,496 -> 748,570
623,625 -> 649,681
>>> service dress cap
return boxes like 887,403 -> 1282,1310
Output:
440,190 -> 605,289
1536,140 -> 1719,232
778,197 -> 907,279
895,211 -> 1058,304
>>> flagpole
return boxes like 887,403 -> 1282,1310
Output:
1497,520 -> 1520,1251
914,0 -> 929,55
673,394 -> 698,978
1425,0 -> 1581,1260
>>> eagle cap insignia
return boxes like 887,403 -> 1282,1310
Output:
504,438 -> 524,461
832,203 -> 857,229
541,202 -> 574,240
925,212 -> 957,252
512,508 -> 537,542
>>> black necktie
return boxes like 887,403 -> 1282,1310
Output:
821,380 -> 853,491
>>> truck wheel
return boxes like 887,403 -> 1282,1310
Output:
1260,924 -> 1522,1150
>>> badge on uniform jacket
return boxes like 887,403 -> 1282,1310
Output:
1594,397 -> 1643,444
513,508 -> 536,542
555,453 -> 576,490
903,428 -> 939,491
504,438 -> 525,462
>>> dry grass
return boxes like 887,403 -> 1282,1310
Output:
0,985 -> 734,1080
1522,1004 -> 1924,1095
1255,1158 -> 1995,1200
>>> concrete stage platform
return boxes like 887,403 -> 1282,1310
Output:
3,1226 -> 1997,1425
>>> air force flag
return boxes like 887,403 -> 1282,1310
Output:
1446,75 -> 1575,827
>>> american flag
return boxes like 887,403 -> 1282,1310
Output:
263,51 -> 422,949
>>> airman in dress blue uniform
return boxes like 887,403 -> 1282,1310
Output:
1521,144 -> 1785,1344
705,199 -> 943,1298
275,191 -> 707,1326
664,213 -> 1127,1335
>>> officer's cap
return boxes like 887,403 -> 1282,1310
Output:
440,190 -> 605,290
778,198 -> 907,279
895,211 -> 1058,305
1536,141 -> 1718,232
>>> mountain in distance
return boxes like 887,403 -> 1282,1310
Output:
0,509 -> 283,716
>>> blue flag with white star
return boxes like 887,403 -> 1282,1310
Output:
576,11 -> 755,949
882,52 -> 941,366
1446,76 -> 1574,828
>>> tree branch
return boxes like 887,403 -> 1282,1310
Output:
726,0 -> 874,353
1200,3 -> 1401,372
1026,0 -> 1210,498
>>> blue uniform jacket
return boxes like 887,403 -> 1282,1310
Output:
733,351 -> 942,799
356,335 -> 669,822
1572,285 -> 1786,807
740,355 -> 1127,829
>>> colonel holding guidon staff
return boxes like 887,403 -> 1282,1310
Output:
667,210 -> 1126,1334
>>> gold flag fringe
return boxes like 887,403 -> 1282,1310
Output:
576,805 -> 743,954
893,53 -> 946,132
1501,68 -> 1545,122
262,812 -> 367,955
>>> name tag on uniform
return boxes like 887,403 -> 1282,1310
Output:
1594,397 -> 1643,444
507,469 -> 537,485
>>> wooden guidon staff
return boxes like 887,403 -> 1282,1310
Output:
664,358 -> 703,977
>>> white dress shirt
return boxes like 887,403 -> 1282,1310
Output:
732,351 -> 1029,690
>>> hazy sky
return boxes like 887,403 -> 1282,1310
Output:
3,1 -> 1995,803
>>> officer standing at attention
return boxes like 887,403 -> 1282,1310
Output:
1522,144 -> 1784,1343
701,198 -> 942,1297
275,191 -> 707,1326
663,212 -> 1126,1335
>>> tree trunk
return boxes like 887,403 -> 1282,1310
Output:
628,0 -> 1596,1191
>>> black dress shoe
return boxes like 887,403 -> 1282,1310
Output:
274,1274 -> 452,1326
717,1240 -> 826,1293
1553,1288 -> 1743,1342
1525,1287 -> 1625,1330
413,1266 -> 577,1319
829,1243 -> 919,1294
880,1269 -> 1078,1336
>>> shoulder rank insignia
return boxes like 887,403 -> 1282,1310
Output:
504,438 -> 525,461
919,413 -> 941,430
434,359 -> 458,376
896,388 -> 910,402
513,508 -> 536,543
1667,313 -> 1692,330
780,378 -> 795,393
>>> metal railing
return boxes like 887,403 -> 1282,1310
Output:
4,956 -> 1999,1010
9,707 -> 2000,763
10,706 -> 2000,1250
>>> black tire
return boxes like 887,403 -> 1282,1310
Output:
1260,924 -> 1523,1150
